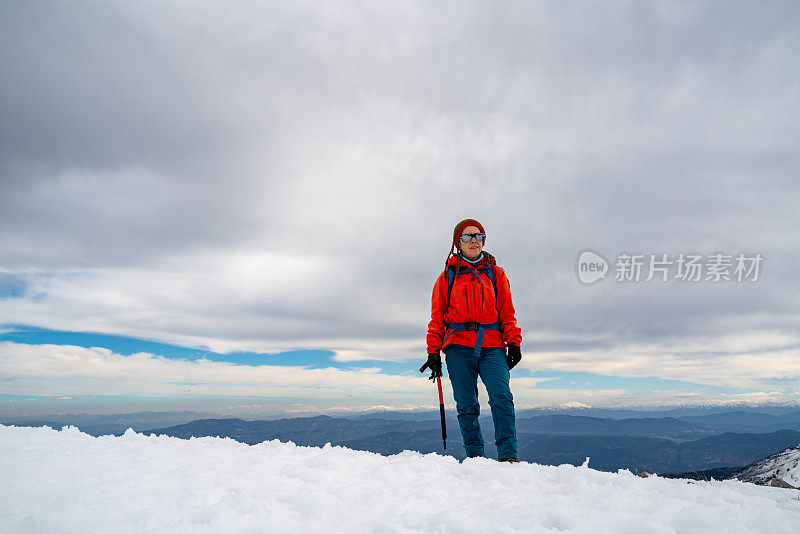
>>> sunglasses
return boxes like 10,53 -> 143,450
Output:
459,232 -> 485,243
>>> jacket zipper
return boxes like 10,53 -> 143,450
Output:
481,273 -> 485,315
473,276 -> 479,321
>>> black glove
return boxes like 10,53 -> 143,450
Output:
506,344 -> 521,370
419,352 -> 442,380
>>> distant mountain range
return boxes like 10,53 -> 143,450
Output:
350,404 -> 800,421
136,412 -> 800,474
6,408 -> 800,476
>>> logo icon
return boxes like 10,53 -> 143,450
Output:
578,250 -> 608,284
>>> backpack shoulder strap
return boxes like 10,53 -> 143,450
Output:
446,265 -> 456,309
486,264 -> 498,297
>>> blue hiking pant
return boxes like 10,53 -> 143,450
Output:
444,344 -> 517,459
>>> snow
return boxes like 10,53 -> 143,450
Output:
737,444 -> 800,487
2,424 -> 800,533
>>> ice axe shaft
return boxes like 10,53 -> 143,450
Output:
436,375 -> 447,449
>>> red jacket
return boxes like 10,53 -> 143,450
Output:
427,252 -> 522,353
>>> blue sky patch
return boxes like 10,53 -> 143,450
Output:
0,275 -> 27,298
0,324 -> 417,374
514,368 -> 745,395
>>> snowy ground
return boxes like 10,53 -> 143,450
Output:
2,424 -> 800,533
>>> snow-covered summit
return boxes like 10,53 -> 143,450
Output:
2,424 -> 800,533
737,443 -> 800,487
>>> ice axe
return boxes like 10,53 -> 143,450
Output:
420,357 -> 447,449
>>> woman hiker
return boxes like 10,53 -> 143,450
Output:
422,218 -> 523,462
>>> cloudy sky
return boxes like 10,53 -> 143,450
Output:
1,1 -> 799,417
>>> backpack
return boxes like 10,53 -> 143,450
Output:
442,258 -> 503,354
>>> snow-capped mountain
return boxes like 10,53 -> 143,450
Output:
736,443 -> 800,487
